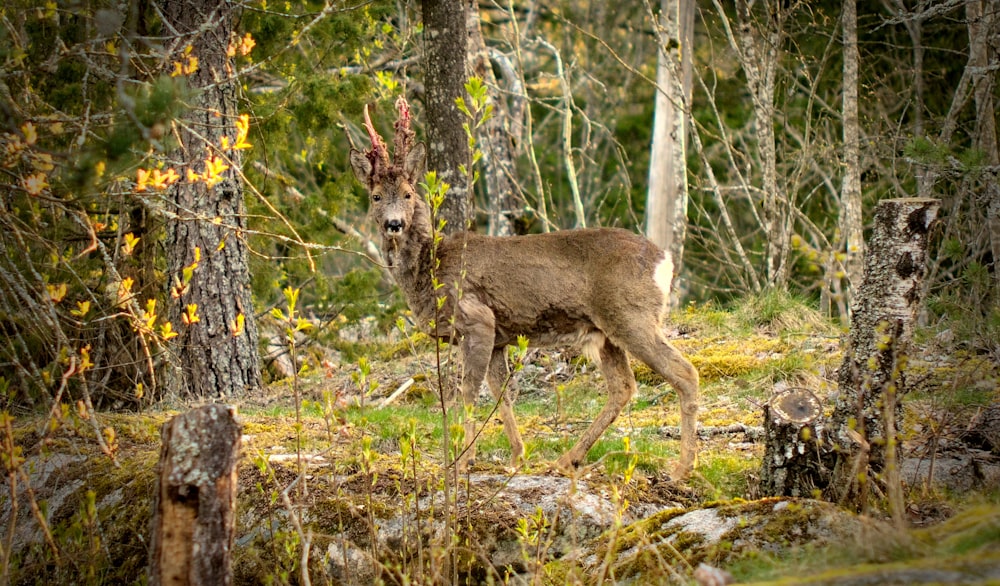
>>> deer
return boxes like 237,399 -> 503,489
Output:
350,98 -> 699,477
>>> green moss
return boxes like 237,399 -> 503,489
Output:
378,331 -> 434,361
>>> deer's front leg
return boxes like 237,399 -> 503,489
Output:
486,348 -> 524,468
455,296 -> 496,473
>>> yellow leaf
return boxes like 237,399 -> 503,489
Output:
239,32 -> 256,56
79,344 -> 94,372
230,313 -> 245,336
21,122 -> 37,145
136,168 -> 150,191
203,155 -> 230,187
149,168 -> 179,190
23,173 -> 49,196
70,300 -> 91,317
47,282 -> 67,303
122,232 -> 140,256
159,321 -> 179,340
233,114 -> 252,149
182,303 -> 200,325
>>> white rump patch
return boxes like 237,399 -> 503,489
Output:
654,253 -> 674,301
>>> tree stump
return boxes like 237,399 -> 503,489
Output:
828,197 -> 939,506
760,387 -> 825,496
148,405 -> 241,586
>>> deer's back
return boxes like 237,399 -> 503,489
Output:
436,227 -> 670,346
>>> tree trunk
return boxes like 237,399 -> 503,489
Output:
148,405 -> 241,586
646,0 -> 693,299
828,197 -> 940,509
733,0 -> 790,287
967,0 -> 1000,298
466,1 -> 522,237
760,387 -> 825,497
840,0 -> 865,307
161,0 -> 262,399
421,0 -> 471,234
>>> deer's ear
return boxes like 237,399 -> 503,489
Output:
349,149 -> 372,187
403,142 -> 426,183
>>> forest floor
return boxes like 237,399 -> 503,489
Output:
3,293 -> 999,584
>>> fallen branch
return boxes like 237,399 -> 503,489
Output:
661,423 -> 764,441
378,378 -> 415,409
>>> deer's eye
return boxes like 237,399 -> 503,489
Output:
372,194 -> 381,202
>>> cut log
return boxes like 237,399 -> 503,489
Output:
760,387 -> 826,497
148,405 -> 241,586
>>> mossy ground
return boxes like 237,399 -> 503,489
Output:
3,292 -> 998,583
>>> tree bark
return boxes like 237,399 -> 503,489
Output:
421,0 -> 471,234
841,0 -> 865,306
646,0 -> 693,298
161,0 -> 262,399
148,405 -> 241,586
466,1 -> 522,237
967,0 -> 1000,298
828,197 -> 940,509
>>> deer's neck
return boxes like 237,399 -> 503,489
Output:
383,223 -> 437,320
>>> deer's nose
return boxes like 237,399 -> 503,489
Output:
385,219 -> 405,234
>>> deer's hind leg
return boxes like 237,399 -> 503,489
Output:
486,348 -> 525,468
556,338 -> 635,471
618,325 -> 699,478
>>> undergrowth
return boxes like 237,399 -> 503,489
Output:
2,290 -> 998,583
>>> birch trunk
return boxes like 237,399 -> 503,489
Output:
828,198 -> 939,510
841,0 -> 865,304
733,0 -> 790,287
162,0 -> 261,399
646,0 -> 693,296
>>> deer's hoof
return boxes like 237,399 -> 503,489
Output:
553,454 -> 581,475
671,461 -> 694,481
456,457 -> 476,475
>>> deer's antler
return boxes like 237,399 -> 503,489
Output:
393,97 -> 415,167
362,103 -> 390,175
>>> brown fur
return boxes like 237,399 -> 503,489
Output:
350,101 -> 698,476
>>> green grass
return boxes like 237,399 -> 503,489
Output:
694,451 -> 757,501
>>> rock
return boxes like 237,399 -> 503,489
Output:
588,498 -> 904,584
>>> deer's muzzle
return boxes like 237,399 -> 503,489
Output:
384,219 -> 405,234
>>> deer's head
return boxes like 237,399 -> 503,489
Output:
350,98 -> 427,242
